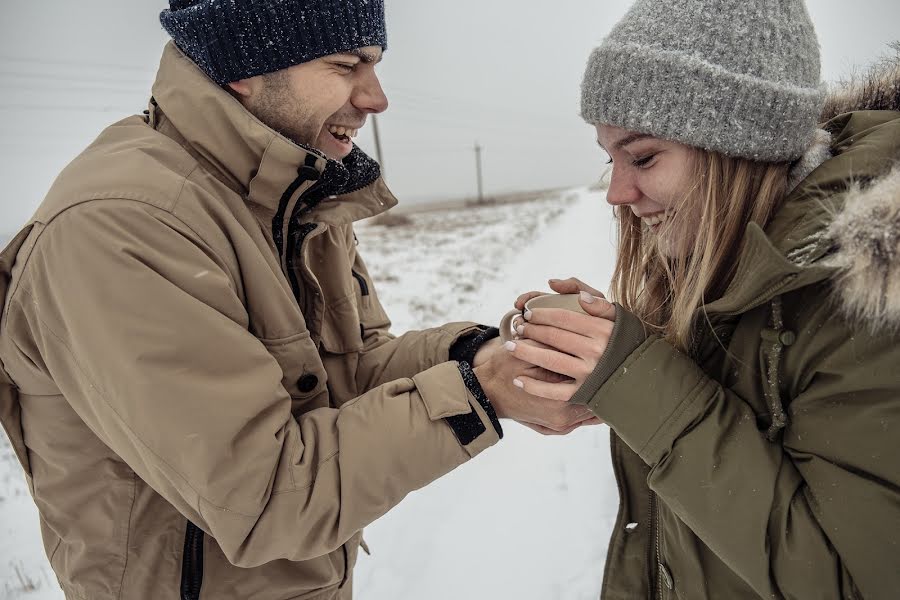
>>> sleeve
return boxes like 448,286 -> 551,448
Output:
572,304 -> 899,600
15,201 -> 500,568
347,235 -> 496,389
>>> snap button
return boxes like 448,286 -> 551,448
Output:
297,374 -> 319,393
659,562 -> 674,590
779,330 -> 796,346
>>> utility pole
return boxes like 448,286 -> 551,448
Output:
372,114 -> 385,177
474,141 -> 484,204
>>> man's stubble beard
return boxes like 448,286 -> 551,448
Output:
249,71 -> 320,148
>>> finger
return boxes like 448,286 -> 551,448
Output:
513,375 -> 577,402
518,322 -> 601,360
514,291 -> 545,310
506,340 -> 583,379
578,416 -> 605,426
548,277 -> 605,297
518,421 -> 582,436
577,293 -> 617,321
525,307 -> 615,339
523,366 -> 574,384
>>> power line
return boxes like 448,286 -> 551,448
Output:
0,70 -> 152,86
0,55 -> 157,75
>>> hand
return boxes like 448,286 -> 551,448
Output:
472,336 -> 502,368
473,340 -> 597,433
506,292 -> 616,401
517,416 -> 604,436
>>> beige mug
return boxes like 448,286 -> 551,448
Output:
498,293 -> 588,343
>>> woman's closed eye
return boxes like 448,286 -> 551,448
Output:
632,154 -> 656,168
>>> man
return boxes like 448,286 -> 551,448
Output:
0,1 -> 594,599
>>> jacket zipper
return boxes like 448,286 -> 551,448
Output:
351,270 -> 369,296
650,492 -> 662,599
180,521 -> 205,600
599,434 -> 626,599
286,222 -> 319,309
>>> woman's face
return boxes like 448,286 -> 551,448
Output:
596,124 -> 698,257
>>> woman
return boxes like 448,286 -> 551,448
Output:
504,0 -> 900,598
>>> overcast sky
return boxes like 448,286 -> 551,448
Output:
1,1 -> 898,231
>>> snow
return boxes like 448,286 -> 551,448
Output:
0,187 -> 621,599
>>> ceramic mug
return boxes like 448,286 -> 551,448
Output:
498,293 -> 588,343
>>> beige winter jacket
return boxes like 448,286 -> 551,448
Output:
0,42 -> 500,600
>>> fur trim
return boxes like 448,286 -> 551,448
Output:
787,129 -> 833,193
821,44 -> 900,121
824,167 -> 900,332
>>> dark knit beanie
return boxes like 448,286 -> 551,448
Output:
160,0 -> 387,85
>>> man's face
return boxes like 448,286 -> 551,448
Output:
230,46 -> 387,160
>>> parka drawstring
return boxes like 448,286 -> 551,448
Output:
759,296 -> 795,441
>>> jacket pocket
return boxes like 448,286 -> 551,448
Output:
180,521 -> 205,600
260,331 -> 329,415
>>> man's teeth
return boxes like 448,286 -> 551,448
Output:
327,125 -> 358,139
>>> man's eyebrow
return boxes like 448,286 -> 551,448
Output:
341,49 -> 383,64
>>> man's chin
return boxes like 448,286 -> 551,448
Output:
315,132 -> 354,161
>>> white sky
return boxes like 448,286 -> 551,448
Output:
1,1 -> 898,231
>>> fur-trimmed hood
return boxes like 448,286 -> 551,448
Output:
824,167 -> 900,330
755,55 -> 900,332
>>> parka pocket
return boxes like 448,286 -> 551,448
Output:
259,331 -> 328,415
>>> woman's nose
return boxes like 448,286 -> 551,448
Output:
605,166 -> 641,206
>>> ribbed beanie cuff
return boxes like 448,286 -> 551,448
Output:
581,43 -> 826,162
160,0 -> 386,85
580,0 -> 827,163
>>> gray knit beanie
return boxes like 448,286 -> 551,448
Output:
581,0 -> 827,162
160,0 -> 386,86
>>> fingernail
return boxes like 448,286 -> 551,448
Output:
504,341 -> 517,351
516,324 -> 525,335
524,309 -> 533,321
513,378 -> 524,389
580,291 -> 596,304
549,278 -> 560,283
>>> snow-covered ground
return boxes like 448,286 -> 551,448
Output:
0,187 -> 621,599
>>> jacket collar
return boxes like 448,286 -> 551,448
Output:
150,42 -> 396,224
705,110 -> 900,319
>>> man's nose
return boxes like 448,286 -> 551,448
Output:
605,166 -> 641,207
354,71 -> 389,114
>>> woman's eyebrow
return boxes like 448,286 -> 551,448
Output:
596,133 -> 653,152
614,133 -> 653,151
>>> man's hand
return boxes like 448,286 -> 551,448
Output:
473,339 -> 601,434
472,336 -> 502,368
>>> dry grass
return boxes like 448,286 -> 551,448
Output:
821,41 -> 900,121
368,211 -> 415,227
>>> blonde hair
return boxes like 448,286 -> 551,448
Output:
610,151 -> 790,352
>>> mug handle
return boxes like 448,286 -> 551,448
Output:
498,308 -> 523,343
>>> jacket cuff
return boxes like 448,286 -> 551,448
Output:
570,304 -> 649,405
412,361 -> 501,458
585,336 -> 713,466
453,361 -> 502,439
448,325 -> 500,366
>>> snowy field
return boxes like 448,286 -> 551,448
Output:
1,187 -> 621,599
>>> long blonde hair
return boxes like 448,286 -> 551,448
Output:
610,151 -> 790,352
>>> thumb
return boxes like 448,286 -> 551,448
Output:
549,277 -> 605,298
579,291 -> 616,320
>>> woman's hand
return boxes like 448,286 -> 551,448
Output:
506,279 -> 616,401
